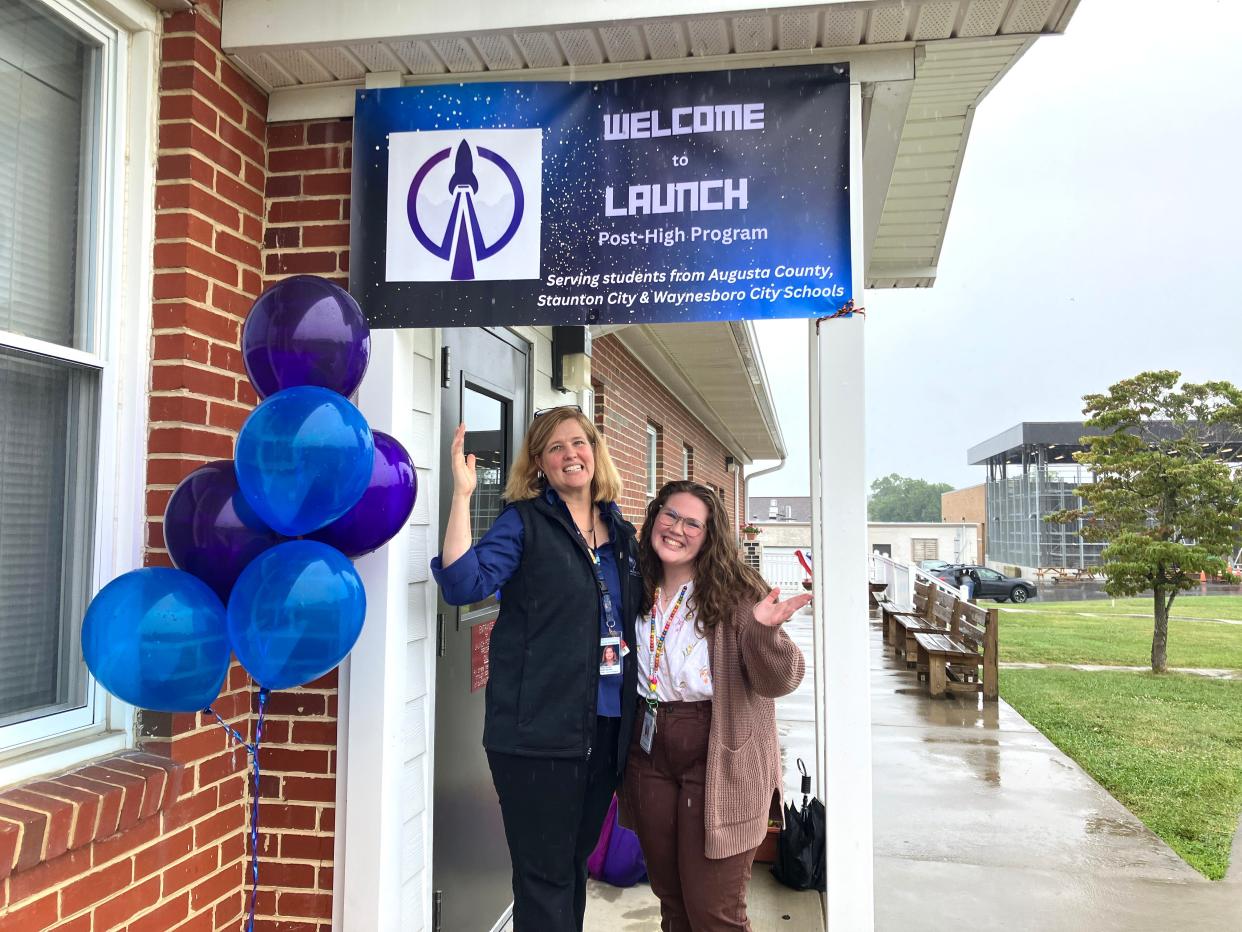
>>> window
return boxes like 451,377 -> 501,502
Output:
682,444 -> 692,480
977,568 -> 1004,582
590,379 -> 604,431
0,0 -> 145,770
646,423 -> 660,497
911,539 -> 939,562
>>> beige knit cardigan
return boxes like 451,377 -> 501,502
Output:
619,600 -> 806,860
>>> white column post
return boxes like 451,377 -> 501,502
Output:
809,80 -> 874,931
336,328 -> 414,930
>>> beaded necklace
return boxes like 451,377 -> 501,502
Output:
646,583 -> 690,710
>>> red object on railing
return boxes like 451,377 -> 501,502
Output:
795,549 -> 814,579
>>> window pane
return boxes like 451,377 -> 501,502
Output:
646,426 -> 658,495
0,0 -> 96,349
461,386 -> 507,613
463,386 -> 506,536
0,346 -> 98,727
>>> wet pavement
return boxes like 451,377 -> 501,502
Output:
870,612 -> 1242,931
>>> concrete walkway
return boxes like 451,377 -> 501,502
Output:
871,615 -> 1242,931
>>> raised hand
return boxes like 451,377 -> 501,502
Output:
752,588 -> 812,628
450,423 -> 477,499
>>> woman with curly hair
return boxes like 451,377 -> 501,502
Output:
619,480 -> 808,931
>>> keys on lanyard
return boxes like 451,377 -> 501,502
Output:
641,584 -> 689,753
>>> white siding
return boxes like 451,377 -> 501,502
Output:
866,522 -> 979,565
401,330 -> 439,931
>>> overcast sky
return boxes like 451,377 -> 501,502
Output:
749,0 -> 1242,498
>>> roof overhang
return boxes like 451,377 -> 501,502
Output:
221,0 -> 1078,290
968,421 -> 1242,466
602,321 -> 786,464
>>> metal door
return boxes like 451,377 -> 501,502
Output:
434,327 -> 528,932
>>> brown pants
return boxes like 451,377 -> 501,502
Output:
625,701 -> 757,932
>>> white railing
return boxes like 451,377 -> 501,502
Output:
762,549 -> 813,597
869,553 -> 966,609
869,553 -> 912,609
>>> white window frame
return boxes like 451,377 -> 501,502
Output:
0,0 -> 156,785
682,443 -> 691,480
646,423 -> 659,497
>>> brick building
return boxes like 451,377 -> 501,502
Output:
0,3 -> 781,930
0,0 -> 1078,927
941,483 -> 986,564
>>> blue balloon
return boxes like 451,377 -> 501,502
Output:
227,540 -> 366,690
235,386 -> 374,536
82,568 -> 230,712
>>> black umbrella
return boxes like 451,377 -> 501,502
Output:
771,758 -> 826,892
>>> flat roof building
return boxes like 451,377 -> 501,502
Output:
968,421 -> 1242,573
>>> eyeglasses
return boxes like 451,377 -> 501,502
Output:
533,405 -> 583,418
656,507 -> 705,537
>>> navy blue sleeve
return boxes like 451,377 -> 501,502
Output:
431,506 -> 524,605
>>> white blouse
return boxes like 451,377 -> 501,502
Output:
635,581 -> 714,702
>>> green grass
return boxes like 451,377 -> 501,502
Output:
998,599 -> 1242,669
1000,669 -> 1242,879
1018,595 -> 1242,621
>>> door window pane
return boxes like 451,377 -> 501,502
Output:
0,0 -> 97,349
0,346 -> 97,726
462,386 -> 507,539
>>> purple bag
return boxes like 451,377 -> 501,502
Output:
588,794 -> 648,887
587,796 -> 618,879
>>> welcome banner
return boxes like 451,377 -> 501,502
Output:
350,64 -> 851,328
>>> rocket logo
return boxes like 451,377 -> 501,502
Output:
386,129 -> 542,282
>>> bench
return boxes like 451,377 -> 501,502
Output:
879,580 -> 949,667
913,597 -> 998,701
875,579 -> 925,646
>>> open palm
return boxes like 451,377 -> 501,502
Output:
451,423 -> 477,497
752,589 -> 812,627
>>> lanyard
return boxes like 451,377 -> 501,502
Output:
646,584 -> 689,710
568,507 -> 621,636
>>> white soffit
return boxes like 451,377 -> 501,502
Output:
607,321 -> 786,464
221,0 -> 1079,289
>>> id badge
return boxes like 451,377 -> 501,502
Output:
640,707 -> 656,754
599,636 -> 622,676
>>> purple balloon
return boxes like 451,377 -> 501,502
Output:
242,275 -> 371,399
309,432 -> 417,557
164,460 -> 285,601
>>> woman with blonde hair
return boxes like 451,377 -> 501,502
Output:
433,406 -> 642,932
620,480 -> 807,931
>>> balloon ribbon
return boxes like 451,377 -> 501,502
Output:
207,687 -> 270,932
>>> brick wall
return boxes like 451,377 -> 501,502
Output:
244,116 -> 357,932
591,336 -> 740,528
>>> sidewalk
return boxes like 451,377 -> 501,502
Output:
870,614 -> 1242,931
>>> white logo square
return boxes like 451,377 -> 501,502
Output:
385,128 -> 542,282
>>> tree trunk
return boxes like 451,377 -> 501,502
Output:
1151,587 -> 1169,673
